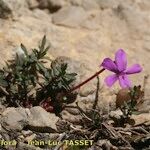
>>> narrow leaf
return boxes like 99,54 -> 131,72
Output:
21,44 -> 28,56
40,35 -> 46,52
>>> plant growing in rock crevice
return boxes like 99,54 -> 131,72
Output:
113,85 -> 144,126
37,62 -> 77,114
0,36 -> 50,107
0,36 -> 77,113
0,37 -> 143,118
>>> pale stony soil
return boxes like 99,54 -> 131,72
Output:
0,0 -> 150,149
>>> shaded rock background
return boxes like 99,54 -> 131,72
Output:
0,0 -> 150,112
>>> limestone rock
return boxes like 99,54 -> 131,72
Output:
95,0 -> 120,9
131,113 -> 150,126
60,110 -> 82,125
0,0 -> 28,18
27,0 -> 39,9
0,0 -> 12,18
52,6 -> 88,27
1,107 -> 30,131
28,106 -> 59,132
82,0 -> 99,11
109,109 -> 123,120
70,0 -> 99,11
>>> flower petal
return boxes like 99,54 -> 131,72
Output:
119,75 -> 131,88
101,58 -> 118,72
105,74 -> 118,87
126,64 -> 142,74
115,49 -> 127,72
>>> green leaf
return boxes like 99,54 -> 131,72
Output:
61,63 -> 67,71
36,62 -> 47,75
65,73 -> 77,80
40,35 -> 46,52
41,56 -> 52,61
30,53 -> 37,62
0,70 -> 4,76
132,111 -> 142,115
0,79 -> 8,87
21,44 -> 28,56
39,46 -> 50,59
32,49 -> 39,58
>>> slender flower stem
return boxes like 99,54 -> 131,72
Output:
68,68 -> 105,93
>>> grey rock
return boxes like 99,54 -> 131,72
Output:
60,110 -> 82,125
131,113 -> 150,126
0,0 -> 12,18
0,0 -> 28,18
95,0 -> 120,9
70,0 -> 99,11
1,107 -> 30,131
21,130 -> 33,136
52,6 -> 88,27
28,106 -> 59,133
82,0 -> 99,11
116,3 -> 150,36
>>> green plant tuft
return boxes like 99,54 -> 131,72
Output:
0,36 -> 77,113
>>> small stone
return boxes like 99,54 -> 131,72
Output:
18,135 -> 24,141
1,107 -> 30,131
21,130 -> 33,136
109,109 -> 123,120
116,88 -> 130,108
25,133 -> 36,142
56,119 -> 70,132
116,86 -> 144,108
61,110 -> 82,125
28,106 -> 59,132
65,107 -> 80,115
131,113 -> 150,126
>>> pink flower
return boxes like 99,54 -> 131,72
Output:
101,49 -> 142,88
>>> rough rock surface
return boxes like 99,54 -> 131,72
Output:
0,107 -> 30,131
28,106 -> 59,132
52,6 -> 88,28
0,0 -> 28,18
0,106 -> 59,133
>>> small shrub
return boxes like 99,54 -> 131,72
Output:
0,36 -> 77,114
